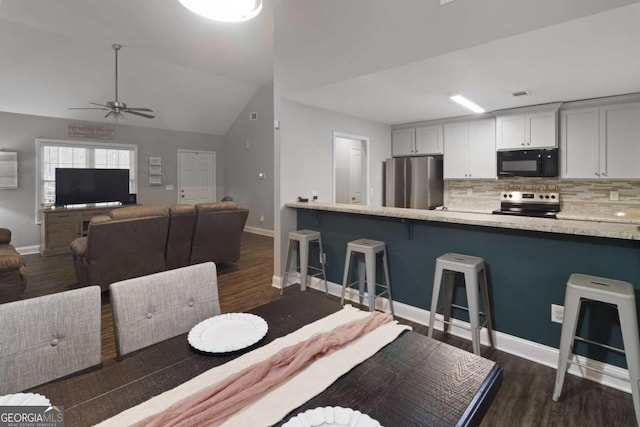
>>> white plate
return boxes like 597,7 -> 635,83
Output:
188,312 -> 268,353
282,407 -> 382,427
0,393 -> 50,406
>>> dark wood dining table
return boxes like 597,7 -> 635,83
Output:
31,291 -> 502,426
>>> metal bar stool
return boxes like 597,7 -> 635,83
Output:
428,253 -> 495,356
281,229 -> 328,295
553,273 -> 640,422
341,239 -> 394,315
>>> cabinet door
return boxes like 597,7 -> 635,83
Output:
527,110 -> 557,148
443,123 -> 468,179
601,102 -> 640,178
415,125 -> 443,154
467,119 -> 496,179
560,108 -> 600,179
496,115 -> 526,150
391,128 -> 416,156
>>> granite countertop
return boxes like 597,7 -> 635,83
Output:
286,202 -> 640,241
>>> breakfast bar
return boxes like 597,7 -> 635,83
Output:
287,201 -> 640,370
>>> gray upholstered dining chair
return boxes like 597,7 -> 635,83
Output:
0,286 -> 102,395
109,262 -> 221,356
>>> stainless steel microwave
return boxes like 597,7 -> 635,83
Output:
497,148 -> 559,177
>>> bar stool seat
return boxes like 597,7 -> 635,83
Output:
281,229 -> 328,295
341,239 -> 394,315
553,273 -> 640,423
428,253 -> 495,356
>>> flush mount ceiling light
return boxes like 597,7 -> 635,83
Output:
178,0 -> 263,22
449,93 -> 486,114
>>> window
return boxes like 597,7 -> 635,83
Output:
36,139 -> 137,218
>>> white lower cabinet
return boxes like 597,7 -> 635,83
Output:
444,119 -> 496,179
561,102 -> 640,179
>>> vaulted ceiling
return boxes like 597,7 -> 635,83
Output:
1,0 -> 639,135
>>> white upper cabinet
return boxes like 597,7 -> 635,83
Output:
415,124 -> 444,155
560,107 -> 600,179
392,125 -> 443,156
391,128 -> 416,156
561,102 -> 640,179
600,102 -> 640,178
496,109 -> 558,150
444,119 -> 496,179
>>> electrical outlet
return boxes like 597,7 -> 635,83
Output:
312,190 -> 318,197
259,214 -> 264,223
467,188 -> 473,196
551,304 -> 564,323
610,191 -> 619,201
319,252 -> 326,264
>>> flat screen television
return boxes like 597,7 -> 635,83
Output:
55,168 -> 130,206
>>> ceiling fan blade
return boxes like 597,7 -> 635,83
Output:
104,111 -> 113,119
68,107 -> 110,111
124,110 -> 155,119
123,107 -> 154,112
90,102 -> 110,108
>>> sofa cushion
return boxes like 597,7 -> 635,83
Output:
111,205 -> 169,220
195,201 -> 238,212
169,204 -> 196,216
70,237 -> 88,257
0,244 -> 24,271
0,228 -> 11,245
90,215 -> 112,225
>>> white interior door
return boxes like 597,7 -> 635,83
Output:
348,146 -> 363,204
178,150 -> 215,204
333,132 -> 369,205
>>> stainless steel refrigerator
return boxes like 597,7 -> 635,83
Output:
384,156 -> 443,209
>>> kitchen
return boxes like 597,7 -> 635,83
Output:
286,91 -> 640,396
276,2 -> 640,422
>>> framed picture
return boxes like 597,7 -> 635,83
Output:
0,151 -> 18,189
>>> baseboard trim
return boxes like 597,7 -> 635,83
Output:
16,245 -> 40,255
271,275 -> 633,394
244,226 -> 274,237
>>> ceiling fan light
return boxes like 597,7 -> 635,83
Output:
178,0 -> 263,22
449,93 -> 486,114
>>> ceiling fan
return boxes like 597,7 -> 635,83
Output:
69,44 -> 155,120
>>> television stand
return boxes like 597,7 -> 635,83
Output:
40,204 -> 121,256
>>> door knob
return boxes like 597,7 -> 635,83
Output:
181,195 -> 185,198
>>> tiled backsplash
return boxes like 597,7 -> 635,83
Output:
446,178 -> 640,218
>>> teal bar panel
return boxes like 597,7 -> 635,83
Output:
297,209 -> 640,368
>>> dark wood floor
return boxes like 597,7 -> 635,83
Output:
2,232 -> 636,426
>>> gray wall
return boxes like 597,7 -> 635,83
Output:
224,84 -> 274,231
0,111 -> 224,249
273,98 -> 391,282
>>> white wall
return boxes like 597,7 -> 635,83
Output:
224,84 -> 274,231
273,98 -> 391,280
0,111 -> 224,249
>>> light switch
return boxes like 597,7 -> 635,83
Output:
245,142 -> 251,151
610,191 -> 619,201
165,184 -> 174,191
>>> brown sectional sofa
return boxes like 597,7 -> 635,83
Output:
0,228 -> 28,300
70,202 -> 249,290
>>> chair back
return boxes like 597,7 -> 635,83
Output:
110,262 -> 220,356
166,204 -> 197,270
84,205 -> 170,289
0,286 -> 102,394
191,202 -> 249,264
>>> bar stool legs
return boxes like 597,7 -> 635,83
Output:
281,230 -> 328,295
341,239 -> 394,316
428,253 -> 494,356
553,273 -> 640,423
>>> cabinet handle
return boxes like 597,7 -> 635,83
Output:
594,172 -> 600,176
521,142 -> 525,146
526,142 -> 531,146
601,172 -> 607,177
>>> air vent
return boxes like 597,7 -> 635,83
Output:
512,90 -> 529,97
250,112 -> 258,120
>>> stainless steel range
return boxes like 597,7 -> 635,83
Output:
492,190 -> 560,218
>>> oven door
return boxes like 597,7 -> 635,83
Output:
497,150 -> 542,177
